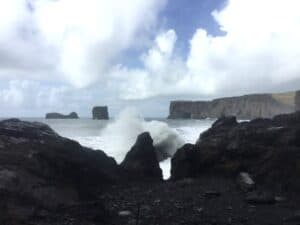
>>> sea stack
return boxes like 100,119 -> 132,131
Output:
92,106 -> 109,120
46,112 -> 79,119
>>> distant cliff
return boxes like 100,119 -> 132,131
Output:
46,112 -> 79,119
92,106 -> 109,120
295,90 -> 300,111
168,92 -> 297,119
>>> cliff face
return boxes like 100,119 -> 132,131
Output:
295,91 -> 300,111
169,93 -> 296,119
92,106 -> 109,120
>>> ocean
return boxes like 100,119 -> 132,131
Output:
21,109 -> 215,179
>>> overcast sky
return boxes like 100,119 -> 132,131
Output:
1,0 -> 300,117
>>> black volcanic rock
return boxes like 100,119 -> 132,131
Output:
171,112 -> 300,192
121,132 -> 162,180
46,112 -> 79,119
171,144 -> 199,180
212,115 -> 238,128
92,106 -> 109,120
0,119 -> 117,224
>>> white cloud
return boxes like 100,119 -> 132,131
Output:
2,0 -> 300,116
0,0 -> 167,87
0,80 -> 24,107
110,29 -> 191,99
0,80 -> 69,111
114,0 -> 300,100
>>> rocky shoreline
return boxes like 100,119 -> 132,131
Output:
0,112 -> 300,225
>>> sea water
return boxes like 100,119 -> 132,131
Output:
23,109 -> 214,179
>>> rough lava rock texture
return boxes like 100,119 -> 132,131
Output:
45,112 -> 79,119
171,112 -> 300,192
0,118 -> 117,224
168,93 -> 295,119
121,132 -> 162,180
92,106 -> 109,120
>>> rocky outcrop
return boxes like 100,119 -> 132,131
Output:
171,144 -> 199,180
0,119 -> 117,224
92,106 -> 109,120
121,132 -> 162,180
168,92 -> 296,119
171,112 -> 300,192
45,112 -> 79,119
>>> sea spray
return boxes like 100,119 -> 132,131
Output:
100,107 -> 184,163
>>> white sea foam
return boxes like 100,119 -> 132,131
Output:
159,158 -> 171,180
69,109 -> 214,179
99,108 -> 185,163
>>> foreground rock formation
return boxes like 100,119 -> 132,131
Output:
171,112 -> 300,192
0,119 -> 163,224
121,132 -> 162,180
92,106 -> 109,120
168,91 -> 297,119
45,112 -> 79,119
1,115 -> 300,225
0,119 -> 117,224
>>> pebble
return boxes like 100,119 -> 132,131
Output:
226,206 -> 233,210
246,191 -> 276,204
204,191 -> 221,198
196,207 -> 203,213
275,196 -> 287,202
237,172 -> 255,192
118,210 -> 132,217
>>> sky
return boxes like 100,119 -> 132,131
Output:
1,0 -> 300,117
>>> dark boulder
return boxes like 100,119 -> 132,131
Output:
212,116 -> 238,128
92,106 -> 109,120
121,132 -> 162,180
0,119 -> 118,224
197,116 -> 238,143
171,144 -> 199,180
46,112 -> 79,119
171,112 -> 300,192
